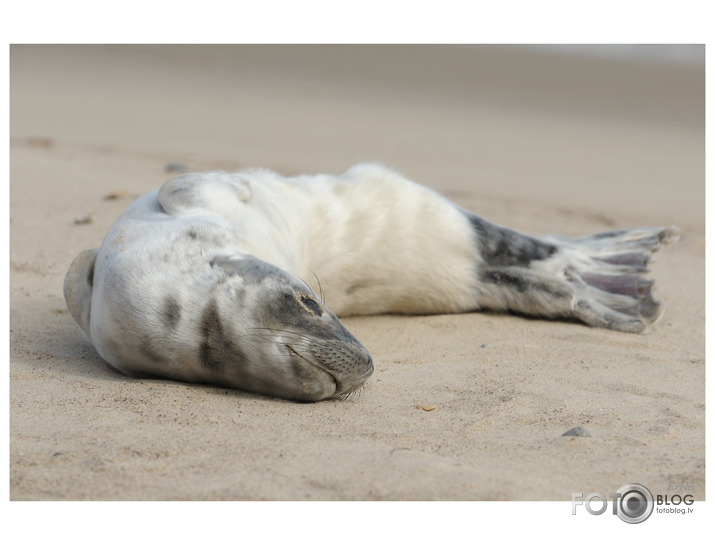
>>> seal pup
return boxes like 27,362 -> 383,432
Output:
64,164 -> 679,401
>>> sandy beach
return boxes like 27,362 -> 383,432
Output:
9,45 -> 704,501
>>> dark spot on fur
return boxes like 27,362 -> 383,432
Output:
163,297 -> 181,329
199,301 -> 224,369
187,229 -> 198,240
481,268 -> 570,300
198,300 -> 249,372
466,213 -> 556,267
482,269 -> 530,292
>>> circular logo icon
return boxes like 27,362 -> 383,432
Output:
615,483 -> 654,524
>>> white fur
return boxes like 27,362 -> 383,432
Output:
154,164 -> 481,316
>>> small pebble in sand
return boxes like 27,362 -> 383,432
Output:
562,426 -> 592,438
103,190 -> 130,200
26,136 -> 55,148
417,404 -> 436,412
166,162 -> 192,173
73,213 -> 95,225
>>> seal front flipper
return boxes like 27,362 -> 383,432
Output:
467,214 -> 680,333
157,171 -> 252,216
63,248 -> 99,339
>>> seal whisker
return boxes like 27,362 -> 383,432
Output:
335,384 -> 364,401
307,266 -> 327,306
248,327 -> 321,344
249,327 -> 344,348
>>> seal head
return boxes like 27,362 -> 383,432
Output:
203,256 -> 374,401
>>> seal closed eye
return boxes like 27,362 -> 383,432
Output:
63,163 -> 679,401
299,295 -> 323,316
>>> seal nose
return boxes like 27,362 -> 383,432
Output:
309,338 -> 373,394
344,350 -> 373,393
332,351 -> 373,399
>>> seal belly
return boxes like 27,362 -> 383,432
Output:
296,164 -> 481,316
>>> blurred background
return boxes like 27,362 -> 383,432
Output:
10,44 -> 704,231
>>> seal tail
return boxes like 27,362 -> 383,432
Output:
472,221 -> 680,333
63,248 -> 99,339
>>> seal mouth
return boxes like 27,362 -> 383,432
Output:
286,343 -> 340,394
333,363 -> 374,401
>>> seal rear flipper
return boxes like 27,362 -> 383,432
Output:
548,226 -> 680,332
476,226 -> 680,333
63,248 -> 99,339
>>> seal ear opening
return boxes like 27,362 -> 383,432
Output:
63,248 -> 99,339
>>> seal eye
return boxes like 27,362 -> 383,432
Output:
299,295 -> 323,316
